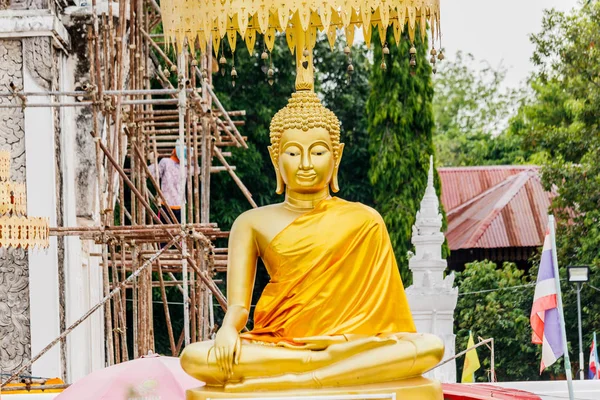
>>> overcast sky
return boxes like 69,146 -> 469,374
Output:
440,0 -> 581,88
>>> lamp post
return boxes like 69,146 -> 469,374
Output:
567,265 -> 591,380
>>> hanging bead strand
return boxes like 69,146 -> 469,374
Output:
381,42 -> 389,71
231,53 -> 237,87
409,44 -> 417,75
219,42 -> 227,77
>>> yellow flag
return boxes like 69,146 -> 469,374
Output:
461,331 -> 481,383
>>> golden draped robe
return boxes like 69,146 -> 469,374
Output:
241,197 -> 416,344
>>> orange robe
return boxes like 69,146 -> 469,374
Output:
241,197 -> 416,344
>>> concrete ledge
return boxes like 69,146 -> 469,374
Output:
0,9 -> 70,51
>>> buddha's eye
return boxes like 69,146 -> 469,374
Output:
311,146 -> 328,156
285,151 -> 299,157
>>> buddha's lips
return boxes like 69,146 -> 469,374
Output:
296,172 -> 317,180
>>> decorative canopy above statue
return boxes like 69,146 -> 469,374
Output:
160,0 -> 441,89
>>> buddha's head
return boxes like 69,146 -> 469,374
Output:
268,91 -> 344,195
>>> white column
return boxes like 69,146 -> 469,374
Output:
23,66 -> 61,379
59,53 -> 105,383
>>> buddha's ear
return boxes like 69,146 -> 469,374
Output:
330,143 -> 345,193
268,146 -> 285,195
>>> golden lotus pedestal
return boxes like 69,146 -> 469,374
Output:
187,377 -> 443,400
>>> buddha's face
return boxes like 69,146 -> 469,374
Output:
274,128 -> 341,194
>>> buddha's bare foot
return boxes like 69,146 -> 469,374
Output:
325,335 -> 398,359
225,373 -> 317,392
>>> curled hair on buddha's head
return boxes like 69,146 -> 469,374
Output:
269,91 -> 341,165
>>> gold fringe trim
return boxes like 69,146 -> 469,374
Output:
160,0 -> 441,55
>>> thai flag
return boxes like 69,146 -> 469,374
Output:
530,229 -> 564,373
590,332 -> 599,379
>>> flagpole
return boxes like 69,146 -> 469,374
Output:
590,331 -> 600,379
594,332 -> 599,379
593,332 -> 596,379
549,215 -> 575,400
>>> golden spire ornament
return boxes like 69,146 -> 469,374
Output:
0,151 -> 49,249
160,0 -> 441,90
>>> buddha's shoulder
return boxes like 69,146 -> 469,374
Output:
331,198 -> 385,225
231,204 -> 284,228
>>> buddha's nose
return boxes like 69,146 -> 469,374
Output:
300,152 -> 313,170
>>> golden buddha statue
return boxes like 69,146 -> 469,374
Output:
181,88 -> 444,399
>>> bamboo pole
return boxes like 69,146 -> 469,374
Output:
0,88 -> 181,97
190,244 -> 197,343
193,118 -> 201,224
50,223 -> 219,233
201,116 -> 212,221
202,81 -> 246,148
120,241 -> 129,362
178,50 -> 191,346
0,236 -> 182,387
132,243 -> 139,359
157,259 -> 177,355
110,244 -> 121,364
92,0 -> 104,100
103,13 -> 117,231
186,96 -> 193,227
140,28 -> 175,69
214,147 -> 257,208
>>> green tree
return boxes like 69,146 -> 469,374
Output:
314,40 -> 373,205
509,1 -> 600,376
454,260 -> 544,381
432,52 -> 530,166
367,29 -> 441,282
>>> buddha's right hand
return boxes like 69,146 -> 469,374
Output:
213,325 -> 241,378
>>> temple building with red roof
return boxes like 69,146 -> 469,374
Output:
438,166 -> 554,271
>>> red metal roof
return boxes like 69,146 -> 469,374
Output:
439,166 -> 536,212
438,166 -> 553,250
442,383 -> 542,400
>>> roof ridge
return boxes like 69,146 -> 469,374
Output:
447,173 -> 520,216
439,165 -> 539,172
462,171 -> 535,248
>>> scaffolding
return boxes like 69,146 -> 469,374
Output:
1,0 -> 255,385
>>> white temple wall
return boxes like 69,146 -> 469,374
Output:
59,49 -> 105,383
24,58 -> 61,379
0,6 -> 106,381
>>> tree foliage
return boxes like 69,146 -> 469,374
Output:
367,29 -> 443,282
315,40 -> 373,205
508,1 -> 600,376
432,52 -> 531,166
454,261 -> 546,381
